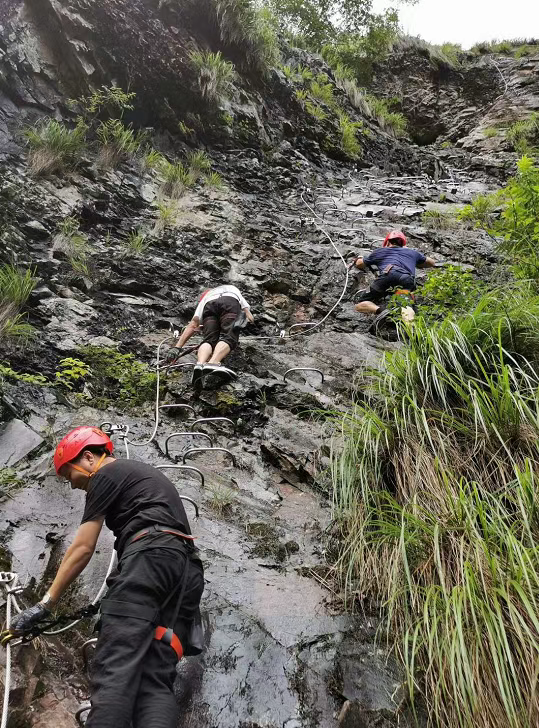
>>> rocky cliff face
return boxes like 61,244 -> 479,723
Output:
0,3 -> 532,727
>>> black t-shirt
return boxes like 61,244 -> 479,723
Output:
81,459 -> 192,556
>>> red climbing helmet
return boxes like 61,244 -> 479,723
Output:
54,426 -> 114,474
383,230 -> 407,247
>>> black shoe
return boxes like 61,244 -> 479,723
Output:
191,364 -> 204,387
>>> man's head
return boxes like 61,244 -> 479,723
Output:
54,426 -> 114,490
383,230 -> 407,248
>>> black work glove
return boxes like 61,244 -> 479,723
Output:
162,348 -> 182,365
1,602 -> 51,644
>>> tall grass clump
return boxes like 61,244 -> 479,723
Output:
331,289 -> 539,728
506,113 -> 539,154
189,50 -> 236,102
159,160 -> 196,198
25,119 -> 87,176
338,113 -> 362,158
0,264 -> 36,343
364,94 -> 407,137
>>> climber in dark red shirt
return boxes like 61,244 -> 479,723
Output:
353,230 -> 436,315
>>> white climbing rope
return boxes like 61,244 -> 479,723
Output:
1,573 -> 22,728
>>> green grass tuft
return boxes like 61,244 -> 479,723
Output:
25,119 -> 87,176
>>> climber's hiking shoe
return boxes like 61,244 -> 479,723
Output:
191,364 -> 204,388
204,364 -> 236,379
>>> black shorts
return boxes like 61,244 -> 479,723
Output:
201,296 -> 242,350
356,270 -> 415,304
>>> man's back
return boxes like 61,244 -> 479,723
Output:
81,459 -> 191,555
364,247 -> 426,276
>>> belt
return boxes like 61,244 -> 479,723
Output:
127,524 -> 196,546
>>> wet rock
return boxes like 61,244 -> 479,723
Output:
0,419 -> 44,467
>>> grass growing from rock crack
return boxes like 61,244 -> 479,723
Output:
189,50 -> 236,102
0,264 -> 37,344
96,119 -> 146,168
124,230 -> 150,257
25,119 -> 87,176
421,209 -> 457,230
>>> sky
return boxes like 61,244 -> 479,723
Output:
372,0 -> 539,49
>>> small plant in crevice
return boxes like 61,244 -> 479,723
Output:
140,147 -> 166,173
204,171 -> 224,190
53,217 -> 92,277
186,150 -> 212,175
159,160 -> 197,198
205,484 -> 236,516
0,468 -> 23,499
0,264 -> 37,345
153,201 -> 178,234
483,126 -> 499,138
70,85 -> 136,120
189,49 -> 236,102
123,230 -> 150,257
55,357 -> 91,391
25,119 -> 87,177
506,113 -> 539,155
421,208 -> 457,230
305,102 -> 327,121
338,113 -> 362,158
96,119 -> 146,169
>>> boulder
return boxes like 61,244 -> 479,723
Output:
0,419 -> 44,467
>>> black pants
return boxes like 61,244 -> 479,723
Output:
357,270 -> 415,304
86,546 -> 204,728
202,296 -> 241,351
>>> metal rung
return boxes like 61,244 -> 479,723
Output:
182,448 -> 237,468
159,404 -> 196,415
288,322 -> 317,336
81,638 -> 97,672
0,572 -> 17,584
99,422 -> 130,436
156,464 -> 205,488
192,417 -> 236,432
165,432 -> 213,459
283,368 -> 325,384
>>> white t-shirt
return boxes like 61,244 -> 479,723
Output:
193,285 -> 250,320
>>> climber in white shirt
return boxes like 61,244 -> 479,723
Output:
167,285 -> 254,384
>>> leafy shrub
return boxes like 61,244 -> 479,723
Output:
295,89 -> 309,103
0,362 -> 47,385
25,119 -> 87,176
457,192 -> 500,228
309,79 -> 335,106
55,357 -> 91,390
70,86 -> 136,119
417,265 -> 485,322
189,49 -> 236,102
506,112 -> 539,154
0,264 -> 36,344
338,113 -> 362,158
96,119 -> 146,168
80,346 -> 158,410
421,209 -> 457,230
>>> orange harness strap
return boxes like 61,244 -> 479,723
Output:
155,626 -> 184,660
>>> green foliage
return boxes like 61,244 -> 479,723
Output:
0,468 -> 23,495
421,209 -> 457,230
417,265 -> 485,322
295,89 -> 309,103
54,217 -> 91,275
159,160 -> 196,198
187,150 -> 212,174
515,45 -> 535,58
80,346 -> 158,410
364,94 -> 407,137
153,201 -> 178,232
483,126 -> 499,138
457,192 -> 500,229
338,112 -> 362,158
309,79 -> 335,106
69,85 -> 136,119
25,119 -> 87,176
178,121 -> 195,137
205,484 -> 236,515
438,41 -> 462,65
0,362 -> 47,385
330,287 -> 539,728
506,113 -> 539,154
440,140 -> 452,148
124,230 -> 150,257
96,119 -> 146,168
55,357 -> 91,390
469,38 -> 538,56
189,50 -> 236,102
204,171 -> 224,189
0,264 -> 36,344
141,148 -> 166,172
305,101 -> 327,121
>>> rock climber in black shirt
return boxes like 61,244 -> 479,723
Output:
5,425 -> 204,728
